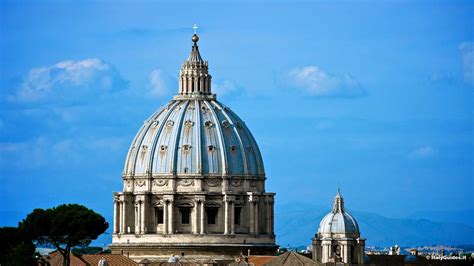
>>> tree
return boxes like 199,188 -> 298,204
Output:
0,226 -> 36,266
20,204 -> 109,266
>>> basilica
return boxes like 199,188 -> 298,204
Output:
110,33 -> 277,262
109,33 -> 368,265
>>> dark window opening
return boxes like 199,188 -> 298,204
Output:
234,207 -> 241,225
181,208 -> 191,224
156,208 -> 164,224
206,208 -> 218,225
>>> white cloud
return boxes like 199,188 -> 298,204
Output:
148,69 -> 169,97
288,66 -> 366,97
13,58 -> 128,102
212,80 -> 238,96
408,146 -> 436,159
459,42 -> 474,86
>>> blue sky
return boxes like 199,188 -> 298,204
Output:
0,0 -> 473,244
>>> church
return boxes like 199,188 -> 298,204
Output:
109,32 -> 365,265
110,33 -> 277,263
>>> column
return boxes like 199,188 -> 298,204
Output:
200,200 -> 205,234
265,197 -> 274,235
249,201 -> 255,235
254,201 -> 259,234
192,200 -> 199,234
168,199 -> 174,234
224,200 -> 230,234
140,198 -> 146,234
224,195 -> 235,235
119,201 -> 124,234
230,201 -> 235,235
163,201 -> 168,234
113,198 -> 119,234
135,200 -> 141,234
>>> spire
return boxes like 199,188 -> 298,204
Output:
176,28 -> 213,99
332,188 -> 345,213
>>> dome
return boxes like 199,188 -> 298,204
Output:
318,190 -> 360,234
123,99 -> 265,177
122,33 -> 265,179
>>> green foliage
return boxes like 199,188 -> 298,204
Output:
20,204 -> 108,266
71,246 -> 104,255
0,226 -> 36,266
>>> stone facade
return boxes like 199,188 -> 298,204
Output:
110,34 -> 277,262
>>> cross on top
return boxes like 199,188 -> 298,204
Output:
193,24 -> 198,34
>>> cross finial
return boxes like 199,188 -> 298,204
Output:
193,24 -> 198,34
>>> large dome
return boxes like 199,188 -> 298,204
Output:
123,98 -> 265,177
318,190 -> 360,235
112,33 -> 276,262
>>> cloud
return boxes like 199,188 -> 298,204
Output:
287,66 -> 366,97
408,146 -> 436,159
459,42 -> 474,86
12,58 -> 128,103
212,80 -> 238,96
148,69 -> 170,97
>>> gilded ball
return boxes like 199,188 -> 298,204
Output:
192,34 -> 199,43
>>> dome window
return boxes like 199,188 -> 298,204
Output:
201,106 -> 207,112
151,121 -> 159,128
182,144 -> 191,152
208,145 -> 215,152
222,120 -> 230,128
246,146 -> 253,153
141,145 -> 148,152
230,145 -> 237,153
166,120 -> 174,127
185,120 -> 194,127
205,121 -> 213,128
160,145 -> 167,152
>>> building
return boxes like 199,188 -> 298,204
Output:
312,190 -> 365,264
110,33 -> 277,263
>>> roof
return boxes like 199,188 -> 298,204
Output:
318,190 -> 360,235
80,254 -> 138,266
263,252 -> 318,266
46,252 -> 138,266
248,255 -> 277,266
123,99 -> 265,178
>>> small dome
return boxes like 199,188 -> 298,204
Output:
318,190 -> 360,234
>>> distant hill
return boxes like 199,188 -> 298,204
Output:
407,209 -> 474,227
275,203 -> 474,247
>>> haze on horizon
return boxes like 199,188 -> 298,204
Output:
0,1 -> 473,246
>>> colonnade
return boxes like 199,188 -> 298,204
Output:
113,193 -> 274,236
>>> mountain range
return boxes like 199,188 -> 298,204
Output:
275,203 -> 474,247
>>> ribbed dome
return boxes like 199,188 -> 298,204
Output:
123,99 -> 265,177
318,190 -> 360,234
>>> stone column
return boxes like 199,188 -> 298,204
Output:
254,201 -> 259,234
200,199 -> 206,234
113,197 -> 120,234
265,197 -> 274,235
192,199 -> 199,234
248,193 -> 259,235
135,200 -> 141,234
249,201 -> 255,235
224,195 -> 235,235
119,201 -> 124,234
168,198 -> 174,234
230,201 -> 235,235
140,197 -> 146,234
163,200 -> 168,234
